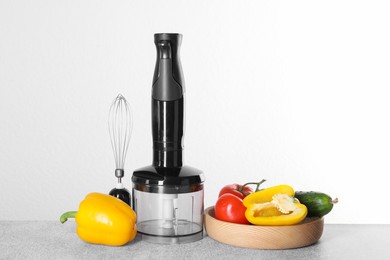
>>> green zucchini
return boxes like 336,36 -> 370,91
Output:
294,191 -> 338,217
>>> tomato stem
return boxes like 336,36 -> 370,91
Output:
238,179 -> 267,192
255,179 -> 267,191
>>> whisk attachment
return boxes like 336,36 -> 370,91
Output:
108,94 -> 132,205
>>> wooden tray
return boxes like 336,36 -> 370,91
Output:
204,206 -> 324,249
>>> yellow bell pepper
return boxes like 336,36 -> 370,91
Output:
243,185 -> 307,226
60,192 -> 137,246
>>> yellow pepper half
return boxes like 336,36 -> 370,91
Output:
243,185 -> 307,226
60,192 -> 137,246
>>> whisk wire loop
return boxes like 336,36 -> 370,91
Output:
109,94 -> 132,171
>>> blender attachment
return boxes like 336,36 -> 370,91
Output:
108,94 -> 132,205
132,33 -> 205,244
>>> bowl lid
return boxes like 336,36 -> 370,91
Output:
132,165 -> 204,194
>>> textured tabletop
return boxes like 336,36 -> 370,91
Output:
1,221 -> 389,260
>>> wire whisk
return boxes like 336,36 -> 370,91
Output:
108,94 -> 132,204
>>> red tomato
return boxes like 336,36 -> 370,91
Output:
218,184 -> 253,200
215,193 -> 249,224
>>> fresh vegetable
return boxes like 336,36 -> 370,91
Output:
218,184 -> 253,199
60,192 -> 137,246
243,185 -> 307,226
243,184 -> 295,205
218,180 -> 266,199
215,193 -> 249,224
295,191 -> 338,217
215,180 -> 266,224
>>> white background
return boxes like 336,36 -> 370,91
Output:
1,0 -> 389,224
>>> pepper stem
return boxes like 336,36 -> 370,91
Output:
60,211 -> 77,224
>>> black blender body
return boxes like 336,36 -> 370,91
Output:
132,33 -> 204,244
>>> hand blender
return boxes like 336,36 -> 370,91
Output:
132,33 -> 204,244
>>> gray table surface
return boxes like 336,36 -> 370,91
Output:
0,221 -> 389,260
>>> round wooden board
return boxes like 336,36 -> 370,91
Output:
204,206 -> 324,249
